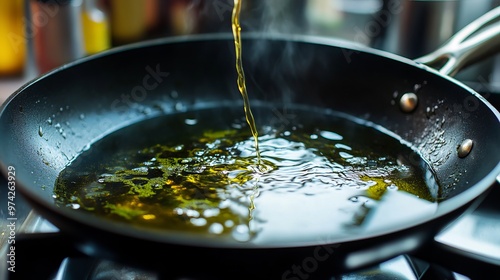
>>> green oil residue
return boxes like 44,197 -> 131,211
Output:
53,107 -> 439,242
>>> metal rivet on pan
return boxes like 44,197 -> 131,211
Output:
400,92 -> 418,113
458,139 -> 473,158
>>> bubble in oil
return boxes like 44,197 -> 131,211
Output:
339,152 -> 353,159
387,184 -> 398,191
203,208 -> 220,218
319,130 -> 343,141
186,209 -> 200,218
208,223 -> 224,234
232,224 -> 251,242
349,196 -> 359,203
335,143 -> 351,150
184,118 -> 198,125
67,203 -> 80,209
190,218 -> 207,227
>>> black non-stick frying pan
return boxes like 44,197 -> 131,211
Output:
1,7 -> 500,280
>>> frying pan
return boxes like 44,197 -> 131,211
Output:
1,7 -> 500,280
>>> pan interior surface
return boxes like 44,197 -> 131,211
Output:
53,102 -> 440,245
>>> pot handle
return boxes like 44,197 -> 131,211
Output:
415,6 -> 500,77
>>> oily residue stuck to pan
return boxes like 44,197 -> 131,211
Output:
53,105 -> 440,244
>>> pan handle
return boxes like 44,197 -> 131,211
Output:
415,6 -> 500,77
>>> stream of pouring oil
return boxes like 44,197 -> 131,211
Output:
231,0 -> 266,224
231,0 -> 261,164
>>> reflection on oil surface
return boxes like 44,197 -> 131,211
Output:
54,104 -> 439,244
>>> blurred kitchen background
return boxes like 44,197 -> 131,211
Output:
1,0 -> 500,105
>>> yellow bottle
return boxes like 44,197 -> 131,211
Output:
82,0 -> 111,55
109,0 -> 147,45
0,0 -> 26,76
